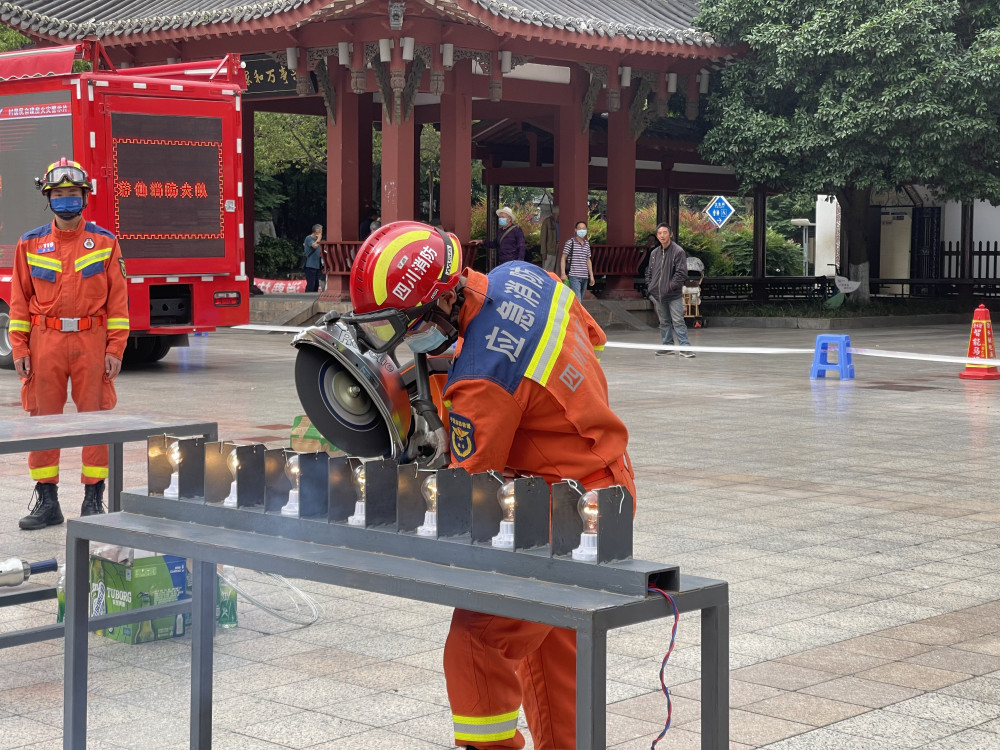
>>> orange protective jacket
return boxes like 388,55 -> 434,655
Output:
443,264 -> 630,486
9,219 -> 130,360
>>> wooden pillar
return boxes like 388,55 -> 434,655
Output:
752,189 -> 767,301
556,67 -> 590,246
381,103 -> 416,224
606,98 -> 636,245
440,60 -> 473,242
358,95 -> 375,225
486,182 -> 499,268
655,187 -> 680,233
327,66 -> 359,241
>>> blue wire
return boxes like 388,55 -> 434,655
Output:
648,586 -> 679,750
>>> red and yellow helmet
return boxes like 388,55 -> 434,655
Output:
350,221 -> 462,314
37,158 -> 91,194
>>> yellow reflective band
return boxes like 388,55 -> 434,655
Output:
10,319 -> 30,332
82,465 -> 109,479
74,248 -> 112,271
524,284 -> 574,386
107,318 -> 130,330
453,709 -> 519,743
453,711 -> 520,725
30,466 -> 59,480
372,229 -> 433,305
26,253 -> 62,271
594,344 -> 605,351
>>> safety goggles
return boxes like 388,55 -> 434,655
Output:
345,302 -> 438,354
43,166 -> 89,190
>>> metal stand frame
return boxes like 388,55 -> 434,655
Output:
63,495 -> 728,750
0,415 -> 216,651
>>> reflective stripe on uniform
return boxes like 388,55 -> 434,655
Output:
523,282 -> 574,386
107,318 -> 130,330
26,252 -> 62,272
74,248 -> 112,272
30,466 -> 59,480
594,342 -> 605,360
9,319 -> 30,332
452,710 -> 519,743
82,465 -> 109,479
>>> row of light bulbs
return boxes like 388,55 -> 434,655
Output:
165,441 -> 601,561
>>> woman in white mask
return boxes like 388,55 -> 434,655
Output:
559,220 -> 595,301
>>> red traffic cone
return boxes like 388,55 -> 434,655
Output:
959,304 -> 1000,380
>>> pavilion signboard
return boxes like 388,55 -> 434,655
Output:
241,53 -> 298,98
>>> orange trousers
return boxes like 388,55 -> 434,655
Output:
21,326 -> 116,485
443,461 -> 636,750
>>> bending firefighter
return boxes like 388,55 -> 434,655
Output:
348,221 -> 635,750
10,159 -> 129,530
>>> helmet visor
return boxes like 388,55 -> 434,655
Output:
346,302 -> 436,354
44,166 -> 89,191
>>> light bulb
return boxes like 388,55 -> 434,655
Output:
284,453 -> 301,491
578,491 -> 599,534
571,489 -> 600,562
416,473 -> 438,537
163,439 -> 181,499
167,440 -> 181,470
347,461 -> 367,526
281,451 -> 301,517
498,481 -> 516,522
223,446 -> 240,508
421,473 -> 438,513
353,463 -> 366,502
492,481 -> 517,549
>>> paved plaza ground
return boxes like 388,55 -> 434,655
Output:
0,320 -> 998,749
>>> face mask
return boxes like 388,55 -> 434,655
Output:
407,326 -> 450,353
50,196 -> 84,220
499,217 -> 508,227
576,229 -> 587,238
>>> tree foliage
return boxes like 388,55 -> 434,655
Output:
0,27 -> 29,53
696,0 -> 1000,296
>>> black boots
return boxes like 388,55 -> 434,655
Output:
19,483 -> 64,530
81,480 -> 106,517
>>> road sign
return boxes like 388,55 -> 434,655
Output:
705,196 -> 735,228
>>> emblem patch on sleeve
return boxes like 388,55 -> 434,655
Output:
119,258 -> 127,278
449,412 -> 475,461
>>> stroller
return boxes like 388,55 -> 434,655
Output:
682,256 -> 705,328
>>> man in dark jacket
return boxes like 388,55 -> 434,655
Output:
645,222 -> 694,358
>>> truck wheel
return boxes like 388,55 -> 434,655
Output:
0,302 -> 13,370
147,338 -> 172,362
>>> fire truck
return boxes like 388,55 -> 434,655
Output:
0,42 -> 249,366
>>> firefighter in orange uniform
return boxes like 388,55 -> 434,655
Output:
349,221 -> 635,750
10,159 -> 130,530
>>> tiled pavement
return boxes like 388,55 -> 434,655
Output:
0,322 -> 999,749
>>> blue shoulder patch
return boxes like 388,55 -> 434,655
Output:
20,224 -> 52,242
445,261 -> 557,395
449,412 -> 476,462
85,222 -> 116,239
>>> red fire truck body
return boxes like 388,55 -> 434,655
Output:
0,43 -> 248,364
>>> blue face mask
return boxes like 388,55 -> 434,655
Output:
407,326 -> 450,353
498,217 -> 508,227
50,196 -> 84,220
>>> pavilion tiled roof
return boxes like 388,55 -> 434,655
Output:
0,0 -> 715,47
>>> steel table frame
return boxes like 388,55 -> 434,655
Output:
64,511 -> 728,750
0,414 -> 216,650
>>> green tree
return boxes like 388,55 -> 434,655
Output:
0,27 -> 29,53
697,0 -> 1000,300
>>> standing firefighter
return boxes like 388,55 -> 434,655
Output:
349,220 -> 635,750
10,159 -> 129,530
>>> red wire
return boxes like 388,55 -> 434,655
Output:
647,586 -> 679,750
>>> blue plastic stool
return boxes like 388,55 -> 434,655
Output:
810,334 -> 854,379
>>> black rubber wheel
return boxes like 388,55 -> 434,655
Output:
147,338 -> 172,362
0,301 -> 13,370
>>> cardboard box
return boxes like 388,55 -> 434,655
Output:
90,552 -> 190,644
